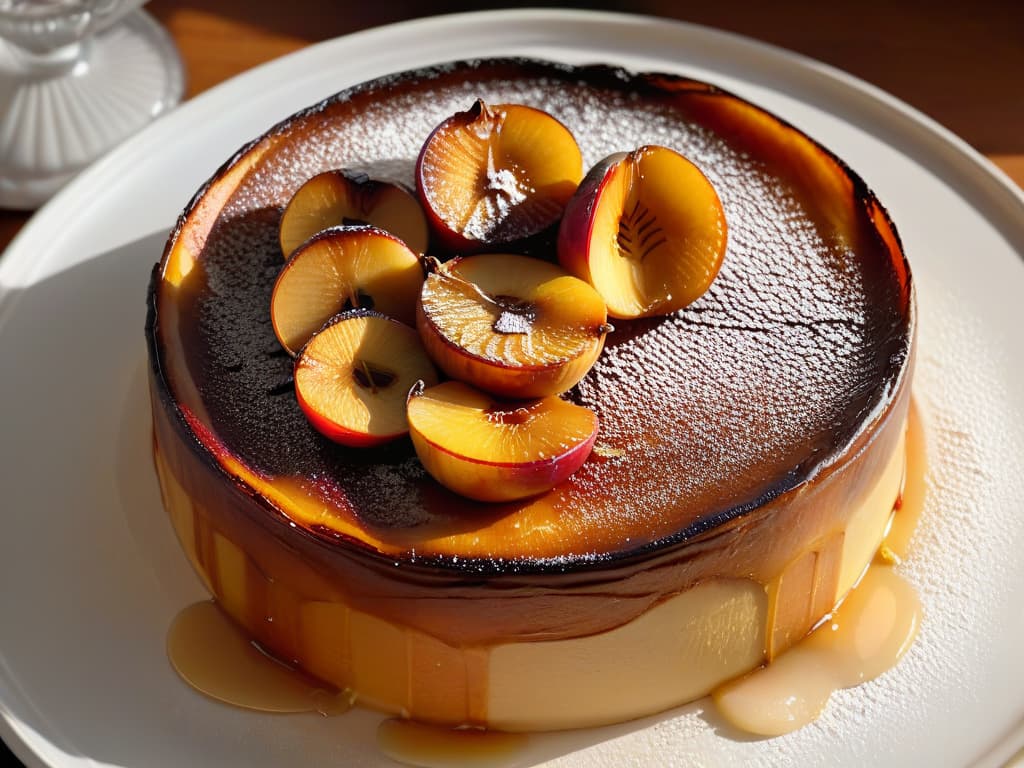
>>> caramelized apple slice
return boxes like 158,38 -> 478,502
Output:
279,169 -> 429,258
295,310 -> 438,447
417,253 -> 610,399
558,145 -> 727,319
271,225 -> 424,355
416,100 -> 583,252
407,380 -> 598,502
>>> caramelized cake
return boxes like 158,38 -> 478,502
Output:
146,58 -> 914,731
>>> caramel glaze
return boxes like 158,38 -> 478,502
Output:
148,59 -> 914,649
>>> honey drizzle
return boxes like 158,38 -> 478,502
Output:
166,600 -> 353,715
712,565 -> 921,736
710,403 -> 926,736
166,601 -> 525,765
881,402 -> 927,563
463,647 -> 491,728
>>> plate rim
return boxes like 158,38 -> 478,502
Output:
1,8 -> 1022,768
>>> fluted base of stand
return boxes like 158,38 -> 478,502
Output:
0,9 -> 184,209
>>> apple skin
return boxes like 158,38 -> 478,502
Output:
411,428 -> 598,503
406,381 -> 599,503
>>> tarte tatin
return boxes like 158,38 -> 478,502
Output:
146,58 -> 914,731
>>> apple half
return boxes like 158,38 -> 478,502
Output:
279,169 -> 429,258
558,145 -> 728,319
271,224 -> 424,356
294,310 -> 438,447
416,100 -> 583,252
416,253 -> 610,399
406,380 -> 598,502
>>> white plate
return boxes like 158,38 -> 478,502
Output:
1,9 -> 1023,768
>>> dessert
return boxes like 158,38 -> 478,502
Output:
147,58 -> 914,732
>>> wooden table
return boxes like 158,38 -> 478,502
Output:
0,1 -> 1021,764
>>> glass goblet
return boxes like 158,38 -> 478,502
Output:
0,0 -> 184,209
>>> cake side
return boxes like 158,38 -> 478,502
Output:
148,336 -> 911,727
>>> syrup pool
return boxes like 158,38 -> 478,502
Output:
710,403 -> 926,736
711,565 -> 921,736
166,600 -> 353,715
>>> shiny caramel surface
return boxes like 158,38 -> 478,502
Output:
152,59 -> 913,568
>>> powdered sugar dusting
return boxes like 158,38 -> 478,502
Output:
180,60 -> 910,565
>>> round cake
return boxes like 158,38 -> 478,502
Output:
146,58 -> 914,731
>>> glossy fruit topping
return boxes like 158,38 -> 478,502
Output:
558,145 -> 727,318
406,380 -> 599,502
416,100 -> 582,252
294,310 -> 438,447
